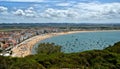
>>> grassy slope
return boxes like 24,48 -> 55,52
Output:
0,42 -> 120,69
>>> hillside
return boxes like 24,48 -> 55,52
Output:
0,42 -> 120,69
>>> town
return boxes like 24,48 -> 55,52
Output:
0,23 -> 120,56
0,27 -> 62,56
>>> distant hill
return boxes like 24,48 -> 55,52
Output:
0,23 -> 120,30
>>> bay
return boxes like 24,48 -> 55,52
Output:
32,30 -> 120,53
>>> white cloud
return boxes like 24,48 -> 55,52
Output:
0,6 -> 8,12
13,9 -> 25,16
1,1 -> 120,23
38,2 -> 120,23
40,8 -> 79,20
0,6 -> 8,15
73,2 -> 120,19
13,7 -> 37,17
25,7 -> 37,17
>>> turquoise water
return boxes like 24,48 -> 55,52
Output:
33,31 -> 120,53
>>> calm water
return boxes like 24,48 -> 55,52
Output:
32,30 -> 120,53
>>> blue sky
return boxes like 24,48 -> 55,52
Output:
0,0 -> 120,23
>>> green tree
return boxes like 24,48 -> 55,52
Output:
36,43 -> 61,54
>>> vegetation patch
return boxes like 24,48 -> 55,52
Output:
1,42 -> 120,69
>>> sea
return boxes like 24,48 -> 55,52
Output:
32,30 -> 120,54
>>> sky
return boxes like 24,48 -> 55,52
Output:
0,0 -> 120,23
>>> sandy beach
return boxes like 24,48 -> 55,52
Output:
11,31 -> 89,57
11,30 -> 120,57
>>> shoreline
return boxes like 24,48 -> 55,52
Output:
11,30 -> 120,57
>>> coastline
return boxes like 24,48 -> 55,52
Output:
11,30 -> 120,57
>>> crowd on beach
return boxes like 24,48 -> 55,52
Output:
11,34 -> 54,57
0,28 -> 60,56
